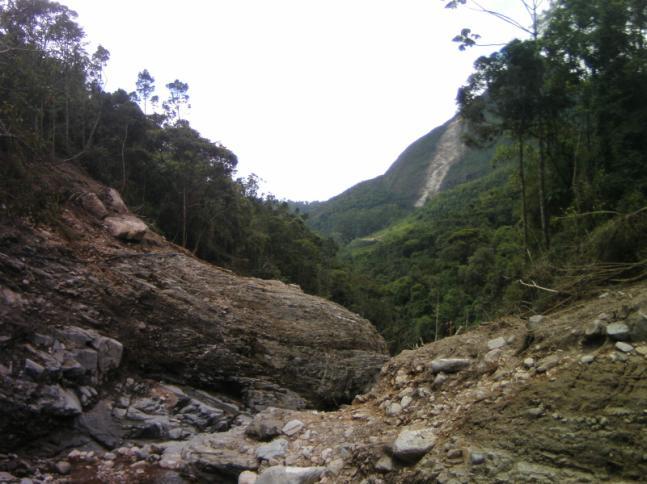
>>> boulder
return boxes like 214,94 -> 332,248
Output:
430,358 -> 471,374
24,358 -> 45,379
282,419 -> 304,436
256,438 -> 289,461
73,349 -> 98,374
536,355 -> 561,373
615,342 -> 634,353
528,315 -> 544,330
93,336 -> 123,373
256,466 -> 326,484
375,455 -> 394,473
38,385 -> 82,416
81,192 -> 108,219
104,215 -> 147,241
390,428 -> 436,464
487,337 -> 506,350
239,470 -> 259,484
246,413 -> 284,441
105,188 -> 128,213
606,322 -> 631,341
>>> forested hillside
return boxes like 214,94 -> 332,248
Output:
296,117 -> 494,244
0,0 -> 345,296
1,0 -> 646,356
310,0 -> 647,352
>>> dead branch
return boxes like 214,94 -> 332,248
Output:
519,279 -> 561,294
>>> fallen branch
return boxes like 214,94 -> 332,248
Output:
519,279 -> 561,294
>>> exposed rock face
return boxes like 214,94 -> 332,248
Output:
0,163 -> 388,453
414,117 -> 466,207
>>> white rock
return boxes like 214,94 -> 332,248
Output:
484,349 -> 502,364
606,322 -> 630,341
238,470 -> 258,484
282,419 -> 304,436
528,315 -> 544,329
327,458 -> 344,475
400,395 -> 413,409
487,337 -> 506,350
256,466 -> 326,484
320,448 -> 333,463
81,193 -> 108,219
55,461 -> 72,475
386,402 -> 402,416
433,372 -> 448,388
615,342 -> 634,353
375,454 -> 394,472
94,336 -> 123,373
390,428 -> 436,463
104,215 -> 147,241
523,357 -> 535,368
580,355 -> 595,364
430,358 -> 470,374
256,438 -> 289,461
105,188 -> 128,213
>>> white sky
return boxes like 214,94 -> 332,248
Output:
61,0 -> 531,201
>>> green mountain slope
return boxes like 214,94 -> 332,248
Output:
299,116 -> 495,243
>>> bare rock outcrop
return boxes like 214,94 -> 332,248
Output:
0,163 -> 388,454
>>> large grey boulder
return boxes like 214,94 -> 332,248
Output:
105,187 -> 128,213
37,385 -> 82,417
256,466 -> 327,484
390,428 -> 437,464
94,336 -> 123,373
104,214 -> 148,241
606,322 -> 631,341
80,192 -> 108,219
430,358 -> 471,374
256,438 -> 289,461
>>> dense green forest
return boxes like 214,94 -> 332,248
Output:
293,118 -> 495,245
1,0 -> 646,354
0,0 -> 346,296
302,0 -> 647,351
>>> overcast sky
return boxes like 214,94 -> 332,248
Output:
62,0 -> 531,201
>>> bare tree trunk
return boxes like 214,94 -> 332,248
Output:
538,133 -> 549,249
519,137 -> 529,257
434,291 -> 440,342
121,123 -> 129,192
64,76 -> 70,154
182,183 -> 187,248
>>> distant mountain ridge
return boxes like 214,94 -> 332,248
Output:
296,115 -> 494,243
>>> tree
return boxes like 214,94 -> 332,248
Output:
442,0 -> 545,49
136,69 -> 155,114
164,79 -> 189,122
458,39 -> 546,254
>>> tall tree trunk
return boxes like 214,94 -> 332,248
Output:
120,123 -> 129,192
182,183 -> 187,248
538,131 -> 549,249
518,137 -> 530,258
64,77 -> 70,154
50,106 -> 56,157
434,291 -> 440,342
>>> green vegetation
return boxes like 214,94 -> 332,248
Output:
0,0 -> 342,296
312,0 -> 647,352
299,118 -> 497,244
2,0 -> 645,355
